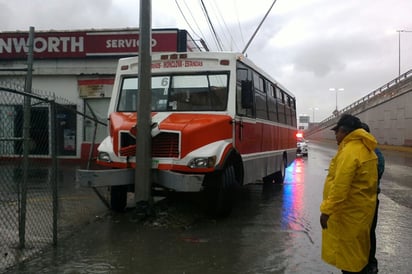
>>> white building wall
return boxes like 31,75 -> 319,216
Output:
1,59 -> 118,158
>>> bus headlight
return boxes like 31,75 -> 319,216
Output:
98,152 -> 111,162
188,156 -> 216,168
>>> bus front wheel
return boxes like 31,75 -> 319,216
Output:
204,164 -> 237,217
110,185 -> 128,212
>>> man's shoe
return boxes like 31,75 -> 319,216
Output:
367,265 -> 378,274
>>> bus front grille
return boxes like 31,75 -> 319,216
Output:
119,132 -> 179,158
152,132 -> 179,158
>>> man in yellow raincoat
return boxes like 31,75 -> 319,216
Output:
320,114 -> 378,273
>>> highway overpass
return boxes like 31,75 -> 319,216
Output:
306,69 -> 412,147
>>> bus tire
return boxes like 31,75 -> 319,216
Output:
274,155 -> 287,184
204,164 -> 237,217
110,185 -> 128,212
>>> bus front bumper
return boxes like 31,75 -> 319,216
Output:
76,168 -> 204,192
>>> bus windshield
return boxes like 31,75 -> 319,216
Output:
117,73 -> 229,112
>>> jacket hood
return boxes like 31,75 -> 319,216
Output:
342,128 -> 377,151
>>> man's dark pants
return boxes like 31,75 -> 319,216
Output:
368,199 -> 380,271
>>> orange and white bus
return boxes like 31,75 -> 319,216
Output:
79,51 -> 297,216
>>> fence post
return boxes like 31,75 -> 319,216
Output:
19,97 -> 29,249
19,26 -> 35,249
85,101 -> 98,169
50,99 -> 58,246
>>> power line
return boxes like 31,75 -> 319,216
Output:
200,0 -> 224,51
233,0 -> 246,49
174,0 -> 211,51
174,0 -> 202,39
209,0 -> 241,51
242,0 -> 278,54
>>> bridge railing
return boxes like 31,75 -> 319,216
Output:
339,68 -> 412,115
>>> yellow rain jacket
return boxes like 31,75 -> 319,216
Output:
320,128 -> 378,272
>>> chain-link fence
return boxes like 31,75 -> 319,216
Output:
0,83 -> 110,272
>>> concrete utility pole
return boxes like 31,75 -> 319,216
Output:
135,0 -> 153,217
329,87 -> 344,114
397,30 -> 412,77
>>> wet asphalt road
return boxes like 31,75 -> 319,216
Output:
9,141 -> 412,274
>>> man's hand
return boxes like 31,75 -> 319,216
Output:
320,213 -> 329,229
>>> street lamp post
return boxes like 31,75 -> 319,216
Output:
329,88 -> 344,114
309,107 -> 319,123
397,30 -> 412,77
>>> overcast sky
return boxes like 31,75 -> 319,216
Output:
1,0 -> 411,122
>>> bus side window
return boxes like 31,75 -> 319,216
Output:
236,65 -> 254,117
285,95 -> 291,125
254,73 -> 267,120
241,80 -> 253,109
285,95 -> 296,126
290,97 -> 297,126
267,84 -> 278,122
276,87 -> 286,124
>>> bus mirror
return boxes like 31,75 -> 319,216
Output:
241,80 -> 253,109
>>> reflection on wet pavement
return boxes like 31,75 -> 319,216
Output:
8,141 -> 412,274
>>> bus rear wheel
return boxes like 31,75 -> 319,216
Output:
274,155 -> 287,184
